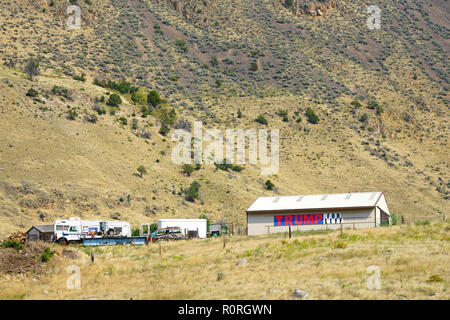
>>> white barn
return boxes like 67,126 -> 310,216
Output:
246,192 -> 391,236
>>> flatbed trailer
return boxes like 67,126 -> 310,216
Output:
81,236 -> 148,246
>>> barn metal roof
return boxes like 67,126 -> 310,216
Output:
26,224 -> 54,234
246,192 -> 384,213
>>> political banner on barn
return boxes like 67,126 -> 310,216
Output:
274,213 -> 342,226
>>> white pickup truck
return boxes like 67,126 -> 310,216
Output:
54,217 -> 131,245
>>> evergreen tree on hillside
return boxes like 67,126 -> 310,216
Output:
148,90 -> 162,107
24,58 -> 40,81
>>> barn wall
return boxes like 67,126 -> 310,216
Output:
375,194 -> 391,226
247,208 -> 375,236
27,229 -> 40,241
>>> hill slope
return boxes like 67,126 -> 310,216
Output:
0,0 -> 448,236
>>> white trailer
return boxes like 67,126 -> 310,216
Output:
157,219 -> 207,238
54,217 -> 132,245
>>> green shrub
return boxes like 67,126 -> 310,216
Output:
51,85 -> 72,100
24,57 -> 40,81
351,100 -> 362,108
85,113 -> 98,123
359,113 -> 369,124
367,101 -> 379,110
426,274 -> 443,283
137,165 -> 147,178
255,115 -> 268,125
72,73 -> 86,82
231,165 -> 243,172
93,105 -> 106,115
40,247 -> 55,263
265,180 -> 275,190
211,56 -> 219,67
175,40 -> 188,52
159,125 -> 169,136
182,164 -> 194,176
107,94 -> 122,107
150,223 -> 158,233
67,108 -> 78,120
391,213 -> 398,226
305,107 -> 319,124
132,229 -> 140,236
376,105 -> 384,115
147,90 -> 162,107
285,0 -> 294,7
119,117 -> 127,125
214,159 -> 243,172
2,240 -> 24,251
26,88 -> 39,97
333,241 -> 347,249
185,181 -> 201,202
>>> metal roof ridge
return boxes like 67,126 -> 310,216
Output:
254,191 -> 382,199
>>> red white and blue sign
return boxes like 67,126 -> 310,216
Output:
274,213 -> 342,226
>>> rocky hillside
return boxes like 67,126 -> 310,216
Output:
0,0 -> 448,236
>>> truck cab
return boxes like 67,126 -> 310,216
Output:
54,217 -> 83,245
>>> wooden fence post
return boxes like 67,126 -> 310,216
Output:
91,250 -> 95,263
340,223 -> 343,235
223,235 -> 226,249
289,225 -> 291,239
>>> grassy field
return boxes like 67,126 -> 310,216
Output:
0,222 -> 448,300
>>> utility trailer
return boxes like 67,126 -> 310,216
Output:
82,236 -> 148,246
53,217 -> 147,246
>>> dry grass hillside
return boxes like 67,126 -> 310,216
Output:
0,0 -> 448,237
0,222 -> 448,299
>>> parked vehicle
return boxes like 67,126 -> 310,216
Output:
150,227 -> 185,242
54,217 -> 132,245
209,224 -> 221,237
157,219 -> 207,238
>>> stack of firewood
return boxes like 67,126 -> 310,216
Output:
8,231 -> 27,244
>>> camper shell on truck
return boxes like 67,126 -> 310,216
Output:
54,217 -> 132,245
